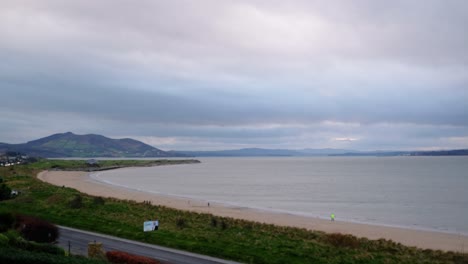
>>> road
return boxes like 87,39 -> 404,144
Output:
57,226 -> 240,264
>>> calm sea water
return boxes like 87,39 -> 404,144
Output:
92,157 -> 468,234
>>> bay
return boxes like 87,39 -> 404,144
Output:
92,156 -> 468,234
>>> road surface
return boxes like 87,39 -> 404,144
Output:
57,226 -> 240,264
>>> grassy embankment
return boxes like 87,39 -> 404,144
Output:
33,159 -> 201,171
1,160 -> 467,264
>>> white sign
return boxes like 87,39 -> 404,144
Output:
143,221 -> 158,232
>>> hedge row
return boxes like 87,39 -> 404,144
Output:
0,247 -> 105,264
10,236 -> 65,255
15,214 -> 59,243
106,250 -> 161,264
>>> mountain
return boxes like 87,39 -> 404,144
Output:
0,132 -> 185,158
298,148 -> 356,155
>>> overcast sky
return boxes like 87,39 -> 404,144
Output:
1,0 -> 467,151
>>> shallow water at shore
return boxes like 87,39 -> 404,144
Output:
92,156 -> 468,235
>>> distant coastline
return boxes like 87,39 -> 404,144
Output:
171,148 -> 468,157
2,132 -> 467,158
329,149 -> 468,157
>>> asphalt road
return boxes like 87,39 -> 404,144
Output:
57,226 -> 240,264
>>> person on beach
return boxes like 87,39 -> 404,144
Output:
331,213 -> 335,221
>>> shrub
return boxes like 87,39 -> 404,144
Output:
106,250 -> 160,264
0,211 -> 15,232
0,183 -> 11,201
70,194 -> 84,209
11,236 -> 65,255
15,214 -> 59,243
0,247 -> 104,264
0,177 -> 3,183
0,233 -> 8,246
210,217 -> 218,227
220,220 -> 228,230
88,242 -> 106,260
93,196 -> 105,206
326,233 -> 360,249
4,229 -> 20,241
47,194 -> 64,204
176,217 -> 186,229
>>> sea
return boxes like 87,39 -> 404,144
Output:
91,156 -> 468,235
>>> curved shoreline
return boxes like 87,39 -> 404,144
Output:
38,170 -> 468,252
90,169 -> 464,236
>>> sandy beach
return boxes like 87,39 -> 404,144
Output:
38,170 -> 468,252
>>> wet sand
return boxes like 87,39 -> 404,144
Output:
38,170 -> 468,252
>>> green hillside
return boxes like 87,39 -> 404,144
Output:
0,132 -> 183,158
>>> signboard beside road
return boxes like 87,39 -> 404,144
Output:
144,220 -> 159,232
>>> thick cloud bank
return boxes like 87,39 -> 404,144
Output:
1,0 -> 467,150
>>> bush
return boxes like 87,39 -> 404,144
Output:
176,217 -> 186,229
11,236 -> 65,255
0,247 -> 105,264
326,233 -> 360,249
93,196 -> 105,206
0,233 -> 8,246
4,229 -> 20,240
15,215 -> 59,243
106,251 -> 160,264
70,194 -> 84,209
0,183 -> 11,201
0,211 -> 15,232
210,217 -> 218,227
220,220 -> 228,230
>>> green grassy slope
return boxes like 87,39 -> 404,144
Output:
1,160 -> 467,264
1,132 -> 179,157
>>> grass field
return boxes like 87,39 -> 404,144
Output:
1,160 -> 467,264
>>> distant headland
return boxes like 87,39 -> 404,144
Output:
0,132 -> 187,158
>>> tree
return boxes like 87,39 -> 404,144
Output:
15,215 -> 59,243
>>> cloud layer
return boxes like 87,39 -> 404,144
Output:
1,0 -> 467,150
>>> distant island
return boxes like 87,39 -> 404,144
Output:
1,132 -> 467,158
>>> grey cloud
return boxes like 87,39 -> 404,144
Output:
1,0 -> 467,150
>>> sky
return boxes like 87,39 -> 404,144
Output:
1,0 -> 467,151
